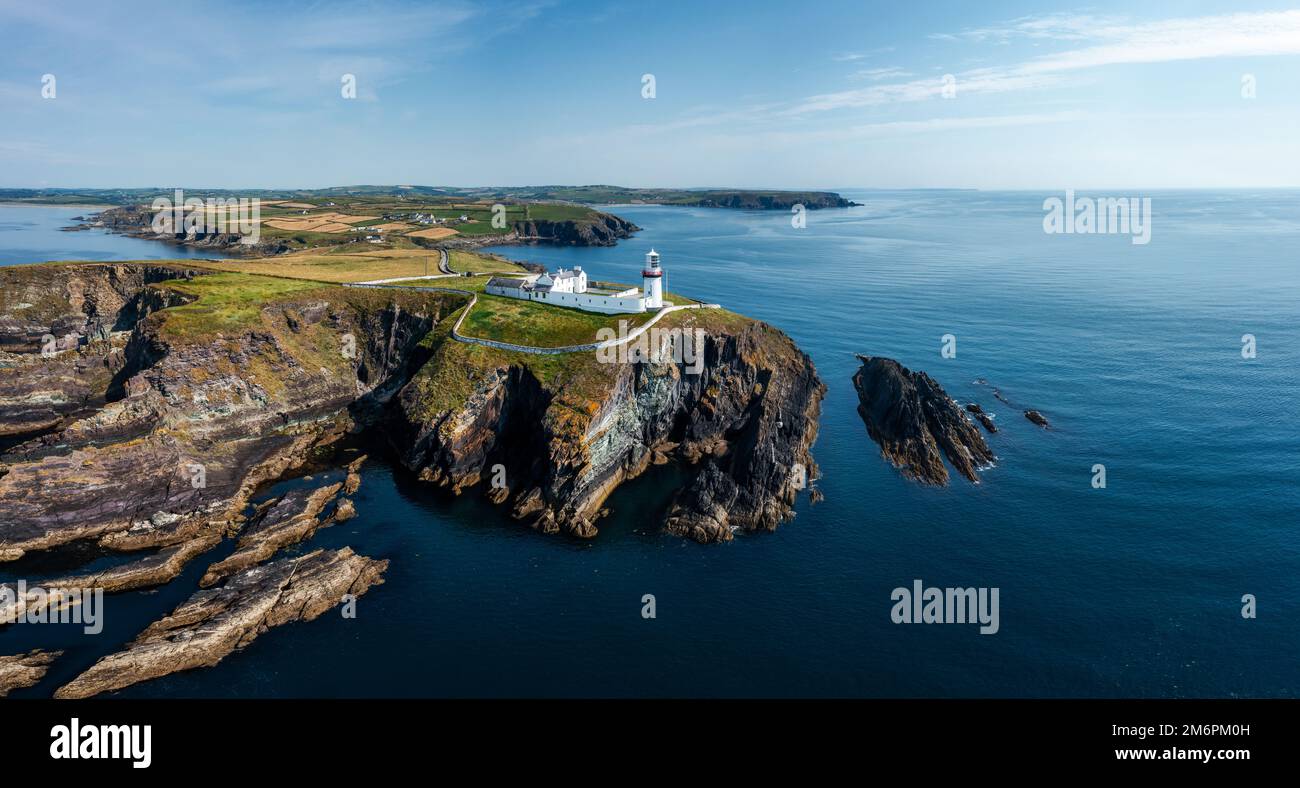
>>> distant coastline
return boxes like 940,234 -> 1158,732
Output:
0,202 -> 116,209
16,185 -> 860,258
0,186 -> 859,211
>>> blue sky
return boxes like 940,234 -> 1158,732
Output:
2,0 -> 1299,189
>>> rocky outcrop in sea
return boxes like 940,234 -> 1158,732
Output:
852,355 -> 995,485
55,548 -> 387,698
0,649 -> 62,696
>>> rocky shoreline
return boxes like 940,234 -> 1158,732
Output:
671,191 -> 857,210
393,316 -> 824,542
69,205 -> 641,257
0,260 -> 823,694
0,649 -> 62,696
55,548 -> 387,699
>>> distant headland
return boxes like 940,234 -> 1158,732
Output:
0,185 -> 859,211
0,185 -> 856,257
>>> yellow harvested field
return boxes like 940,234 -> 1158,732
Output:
276,202 -> 317,209
264,219 -> 329,232
313,212 -> 378,223
406,227 -> 459,240
263,213 -> 379,233
374,222 -> 415,232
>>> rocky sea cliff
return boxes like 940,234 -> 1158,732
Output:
0,261 -> 822,694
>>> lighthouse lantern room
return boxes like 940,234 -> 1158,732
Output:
641,249 -> 664,308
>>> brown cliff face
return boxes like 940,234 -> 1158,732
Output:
852,355 -> 995,485
0,264 -> 201,446
0,265 -> 462,561
508,211 -> 640,246
1,262 -> 827,696
0,262 -> 203,351
391,312 -> 824,542
3,262 -> 822,563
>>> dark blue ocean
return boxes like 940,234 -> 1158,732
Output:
2,193 -> 1297,697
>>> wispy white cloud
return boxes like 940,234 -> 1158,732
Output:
1,0 -> 545,108
1016,10 -> 1300,72
574,110 -> 1093,160
790,10 -> 1300,117
622,102 -> 788,135
847,110 -> 1086,136
851,67 -> 913,81
930,12 -> 1124,42
832,46 -> 895,62
783,69 -> 1066,115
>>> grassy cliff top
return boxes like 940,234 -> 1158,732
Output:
405,301 -> 759,437
3,257 -> 790,461
3,254 -> 715,352
178,247 -> 528,282
153,273 -> 330,339
183,249 -> 697,349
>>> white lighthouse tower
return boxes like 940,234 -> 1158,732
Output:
641,249 -> 664,309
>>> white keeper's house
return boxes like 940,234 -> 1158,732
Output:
485,249 -> 668,314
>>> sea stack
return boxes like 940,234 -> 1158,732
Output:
852,355 -> 995,485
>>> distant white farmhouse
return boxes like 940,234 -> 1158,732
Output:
485,250 -> 667,314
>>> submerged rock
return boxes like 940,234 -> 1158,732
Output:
852,355 -> 995,485
334,497 -> 357,521
55,548 -> 387,699
975,378 -> 1050,430
0,649 -> 62,696
343,454 -> 367,495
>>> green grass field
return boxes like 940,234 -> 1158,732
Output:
153,273 -> 326,339
521,203 -> 594,221
190,248 -> 524,283
459,292 -> 655,347
385,274 -> 493,292
447,220 -> 509,236
448,251 -> 528,273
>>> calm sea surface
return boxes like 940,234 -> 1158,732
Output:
0,205 -> 230,265
2,193 -> 1297,697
